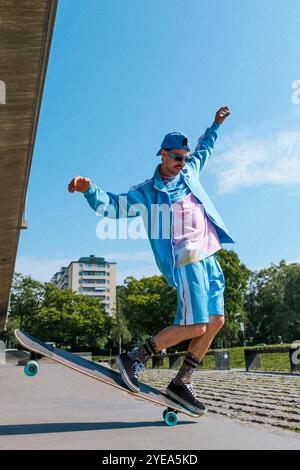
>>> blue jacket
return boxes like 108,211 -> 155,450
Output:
84,123 -> 234,287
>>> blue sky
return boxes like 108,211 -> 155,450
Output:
16,0 -> 300,285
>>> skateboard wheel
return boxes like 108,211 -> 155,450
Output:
24,360 -> 39,377
163,408 -> 178,419
163,410 -> 178,426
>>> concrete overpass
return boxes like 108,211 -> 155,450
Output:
0,0 -> 58,331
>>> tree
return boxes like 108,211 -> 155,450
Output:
245,260 -> 300,343
284,263 -> 300,340
6,275 -> 113,351
216,250 -> 251,347
9,274 -> 44,329
121,275 -> 177,346
109,286 -> 132,353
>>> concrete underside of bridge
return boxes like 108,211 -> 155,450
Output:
0,0 -> 58,331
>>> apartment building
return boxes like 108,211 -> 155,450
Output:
51,255 -> 116,317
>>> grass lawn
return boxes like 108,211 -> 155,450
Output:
93,344 -> 296,372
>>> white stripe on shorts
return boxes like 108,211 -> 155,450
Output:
179,265 -> 194,325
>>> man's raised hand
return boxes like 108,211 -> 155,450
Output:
215,106 -> 230,125
68,176 -> 92,193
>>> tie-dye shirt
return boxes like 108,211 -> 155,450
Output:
162,174 -> 221,266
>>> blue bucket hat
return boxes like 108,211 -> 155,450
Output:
156,131 -> 190,156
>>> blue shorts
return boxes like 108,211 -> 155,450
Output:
173,254 -> 225,325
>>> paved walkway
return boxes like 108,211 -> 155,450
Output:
141,368 -> 300,432
1,364 -> 300,450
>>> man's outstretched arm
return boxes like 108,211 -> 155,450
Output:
68,176 -> 146,219
189,106 -> 230,175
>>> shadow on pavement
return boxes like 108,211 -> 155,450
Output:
0,420 -> 196,435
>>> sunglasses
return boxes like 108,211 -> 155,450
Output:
165,151 -> 193,163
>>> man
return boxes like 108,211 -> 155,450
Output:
68,106 -> 233,415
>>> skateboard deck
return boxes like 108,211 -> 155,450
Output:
14,329 -> 204,426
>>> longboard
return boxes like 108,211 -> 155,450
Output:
14,329 -> 205,426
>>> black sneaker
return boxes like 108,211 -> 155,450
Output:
166,380 -> 207,415
116,352 -> 144,393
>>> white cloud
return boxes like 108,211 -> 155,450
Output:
15,251 -> 159,285
105,250 -> 155,263
15,256 -> 72,283
211,128 -> 300,194
116,264 -> 161,285
102,250 -> 161,284
250,257 -> 300,272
